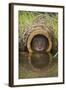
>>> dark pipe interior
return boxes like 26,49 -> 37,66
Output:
31,35 -> 49,52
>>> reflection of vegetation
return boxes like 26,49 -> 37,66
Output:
19,52 -> 58,78
19,11 -> 58,54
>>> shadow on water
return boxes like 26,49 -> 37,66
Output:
19,52 -> 58,79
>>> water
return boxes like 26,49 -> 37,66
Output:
19,52 -> 58,79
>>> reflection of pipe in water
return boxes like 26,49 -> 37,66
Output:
28,52 -> 52,71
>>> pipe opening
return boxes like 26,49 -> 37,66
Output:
31,34 -> 49,52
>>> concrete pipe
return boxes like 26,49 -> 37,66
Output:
27,25 -> 52,53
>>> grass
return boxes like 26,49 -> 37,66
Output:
19,11 -> 58,53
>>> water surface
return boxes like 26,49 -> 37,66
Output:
19,52 -> 58,79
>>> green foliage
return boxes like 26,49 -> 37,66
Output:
19,11 -> 58,53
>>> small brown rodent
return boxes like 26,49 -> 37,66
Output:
31,35 -> 49,52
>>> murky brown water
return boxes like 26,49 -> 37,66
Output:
19,52 -> 58,79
